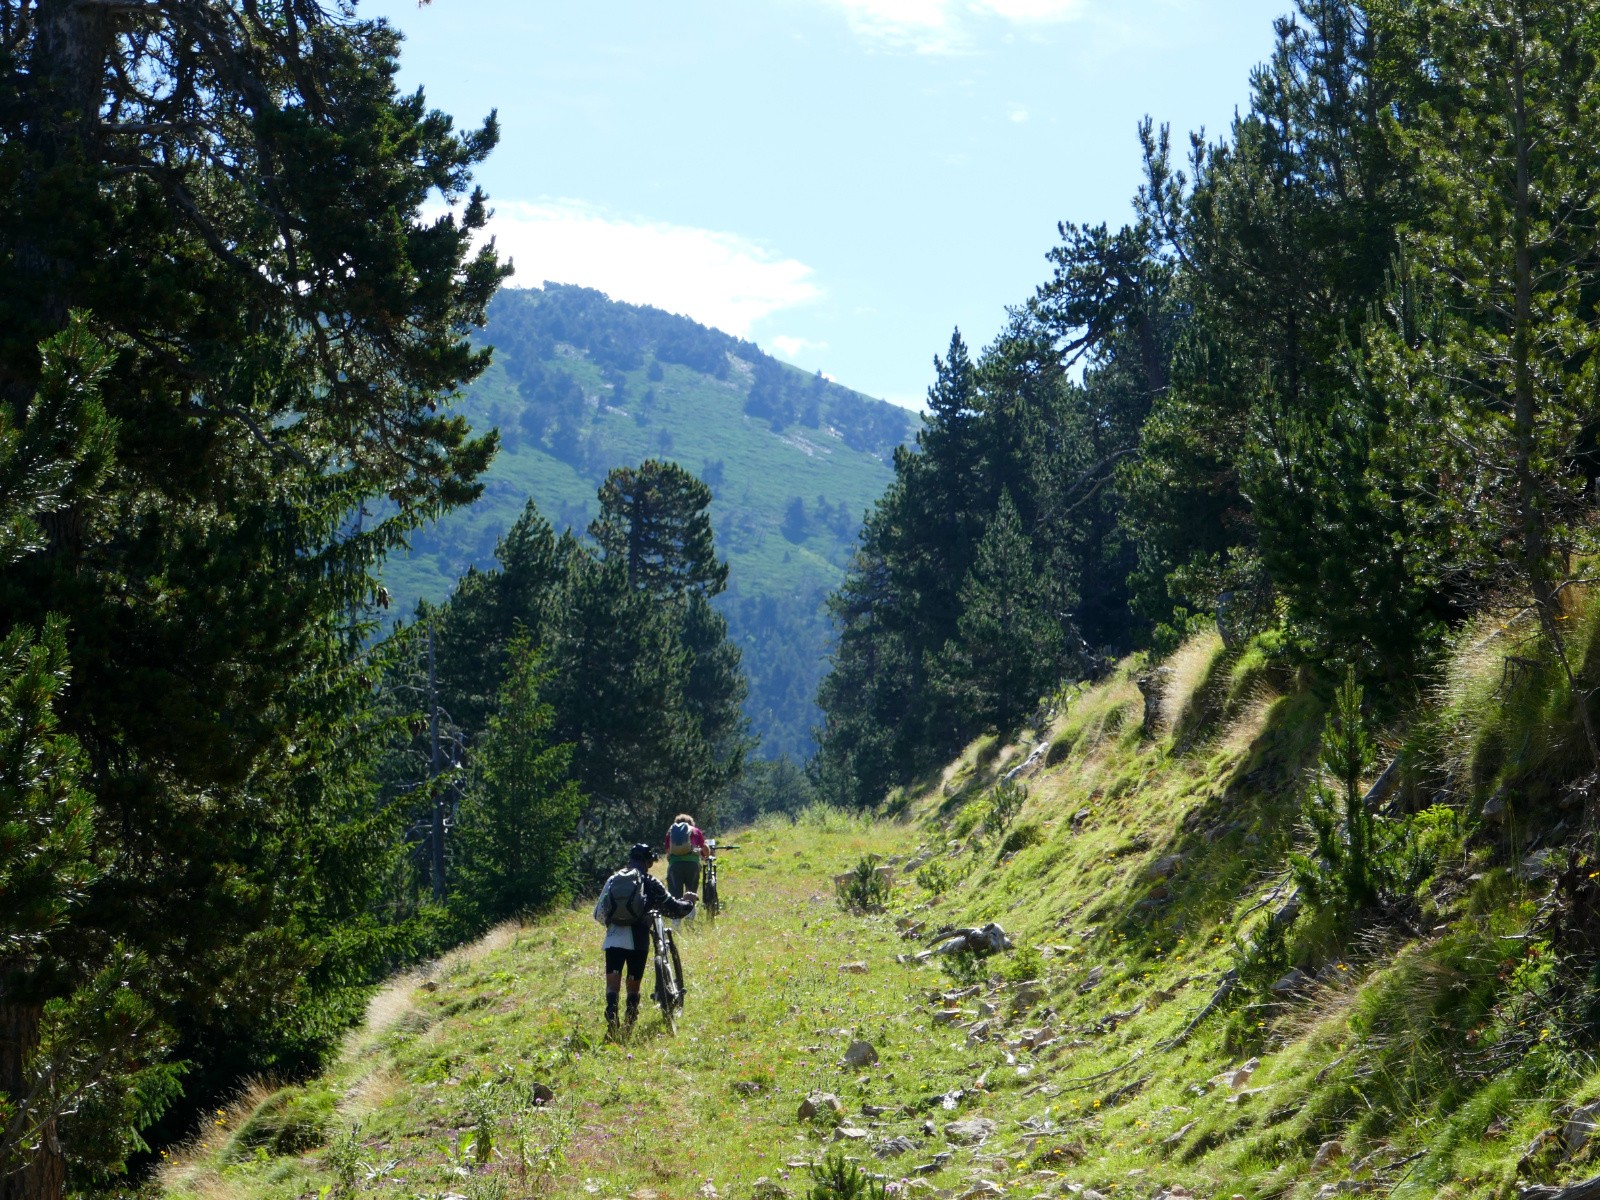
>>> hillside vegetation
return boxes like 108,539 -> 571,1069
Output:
384,285 -> 914,760
159,606 -> 1600,1200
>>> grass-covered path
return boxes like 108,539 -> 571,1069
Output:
160,812 -> 1042,1200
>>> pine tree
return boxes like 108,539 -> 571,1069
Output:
0,2 -> 507,1182
433,501 -> 567,740
1291,667 -> 1381,917
1121,1 -> 1412,646
937,490 -> 1070,735
591,460 -> 728,597
542,552 -> 701,876
0,319 -> 180,1185
454,632 -> 582,923
1366,0 -> 1600,764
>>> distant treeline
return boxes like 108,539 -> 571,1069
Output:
816,0 -> 1600,805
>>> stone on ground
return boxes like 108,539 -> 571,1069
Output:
945,1116 -> 998,1145
798,1092 -> 844,1120
843,1039 -> 879,1066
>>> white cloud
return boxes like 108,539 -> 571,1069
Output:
1009,106 -> 1030,122
825,0 -> 1083,51
483,199 -> 821,337
771,335 -> 829,360
975,0 -> 1083,19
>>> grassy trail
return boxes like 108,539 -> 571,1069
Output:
159,815 -> 998,1200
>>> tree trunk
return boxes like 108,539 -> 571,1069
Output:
1507,16 -> 1600,779
1521,1177 -> 1600,1200
4,0 -> 116,413
3,8 -> 113,1195
0,998 -> 63,1200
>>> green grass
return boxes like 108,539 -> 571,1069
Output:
159,625 -> 1600,1200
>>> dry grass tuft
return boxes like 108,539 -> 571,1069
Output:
1220,681 -> 1284,758
342,1064 -> 404,1116
1159,628 -> 1226,735
155,1077 -> 277,1193
420,918 -> 529,990
1437,608 -> 1533,717
361,970 -> 425,1042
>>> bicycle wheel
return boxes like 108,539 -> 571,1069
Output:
667,929 -> 686,1008
704,869 -> 720,921
654,954 -> 678,1034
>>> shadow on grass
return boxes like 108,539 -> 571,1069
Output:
1099,688 -> 1324,951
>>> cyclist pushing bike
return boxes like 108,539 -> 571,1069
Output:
594,842 -> 696,1033
663,812 -> 709,904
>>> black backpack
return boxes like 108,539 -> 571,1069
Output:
602,867 -> 648,925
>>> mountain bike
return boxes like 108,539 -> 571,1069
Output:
702,840 -> 739,922
648,908 -> 686,1033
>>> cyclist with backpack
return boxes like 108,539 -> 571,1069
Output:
594,842 -> 696,1032
663,812 -> 708,902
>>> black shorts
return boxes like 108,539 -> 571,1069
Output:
605,939 -> 649,979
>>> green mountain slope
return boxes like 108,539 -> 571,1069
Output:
384,285 -> 916,760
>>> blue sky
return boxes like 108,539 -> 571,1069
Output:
366,0 -> 1290,408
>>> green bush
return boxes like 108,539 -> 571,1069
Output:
986,778 -> 1027,834
1289,667 -> 1381,917
915,857 -> 968,894
809,1151 -> 888,1200
1289,668 -> 1438,926
1003,943 -> 1044,983
1151,606 -> 1210,658
998,821 -> 1044,857
835,855 -> 890,913
229,1087 -> 335,1157
951,800 -> 986,839
939,947 -> 989,987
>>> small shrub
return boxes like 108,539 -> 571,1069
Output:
836,855 -> 890,913
1045,731 -> 1078,766
1151,606 -> 1208,658
916,857 -> 967,894
939,947 -> 988,987
464,1082 -> 499,1164
999,821 -> 1044,857
1289,667 -> 1428,923
951,801 -> 986,839
809,1151 -> 888,1200
324,1122 -> 367,1195
986,779 -> 1027,834
1003,943 -> 1044,983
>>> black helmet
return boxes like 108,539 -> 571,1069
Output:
629,842 -> 657,865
